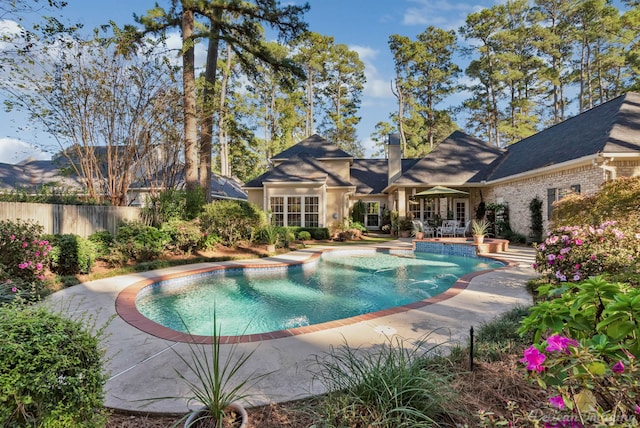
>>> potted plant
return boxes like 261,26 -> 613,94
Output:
398,218 -> 413,238
259,225 -> 280,254
411,220 -> 425,239
153,312 -> 269,428
471,218 -> 491,244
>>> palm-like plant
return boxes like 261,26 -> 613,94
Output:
154,311 -> 269,427
471,219 -> 491,237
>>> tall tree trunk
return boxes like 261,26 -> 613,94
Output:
182,8 -> 199,192
200,10 -> 223,200
218,44 -> 232,177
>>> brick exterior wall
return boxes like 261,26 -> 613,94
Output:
485,160 -> 640,238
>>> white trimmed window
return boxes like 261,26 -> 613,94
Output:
270,196 -> 319,227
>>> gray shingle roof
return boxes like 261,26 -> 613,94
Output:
488,92 -> 640,180
0,159 -> 84,190
271,134 -> 353,160
244,152 -> 352,188
350,159 -> 387,194
393,130 -> 504,185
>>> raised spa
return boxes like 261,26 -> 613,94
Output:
135,250 -> 503,337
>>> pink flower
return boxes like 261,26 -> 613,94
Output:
635,404 -> 640,415
574,239 -> 583,246
11,287 -> 17,293
590,255 -> 597,261
549,395 -> 565,409
545,335 -> 578,353
574,263 -> 581,269
521,346 -> 546,372
532,263 -> 538,269
539,243 -> 546,251
35,262 -> 43,270
9,234 -> 15,241
35,251 -> 40,257
22,242 -> 28,248
560,247 -> 571,255
612,361 -> 625,374
18,262 -> 28,269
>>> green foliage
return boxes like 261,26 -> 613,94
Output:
473,306 -> 532,362
312,228 -> 330,240
520,333 -> 640,426
49,234 -> 96,275
519,276 -> 640,357
155,311 -> 268,427
351,200 -> 366,224
161,219 -> 203,255
199,201 -> 266,247
88,231 -> 114,259
0,219 -> 51,298
115,221 -> 170,262
297,230 -> 311,241
142,188 -> 206,227
257,225 -> 280,245
553,176 -> 640,228
471,218 -> 490,236
0,304 -> 107,427
529,196 -> 543,243
0,185 -> 100,205
314,334 -> 457,427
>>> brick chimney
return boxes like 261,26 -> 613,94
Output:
388,133 -> 402,185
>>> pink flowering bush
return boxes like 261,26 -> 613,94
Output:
534,221 -> 640,284
520,334 -> 640,426
0,220 -> 51,300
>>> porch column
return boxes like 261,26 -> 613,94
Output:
397,188 -> 407,217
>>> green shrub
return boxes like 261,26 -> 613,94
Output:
49,234 -> 97,276
312,228 -> 330,240
115,221 -> 170,262
142,188 -> 206,227
199,200 -> 265,247
314,334 -> 457,427
0,304 -> 107,427
88,230 -> 114,259
0,219 -> 51,298
282,227 -> 296,247
297,231 -> 311,241
161,219 -> 203,254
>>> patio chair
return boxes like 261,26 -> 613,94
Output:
454,220 -> 471,237
437,220 -> 457,237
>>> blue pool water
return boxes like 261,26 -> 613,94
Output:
135,250 -> 503,336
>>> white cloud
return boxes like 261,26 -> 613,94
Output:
350,44 -> 394,100
402,0 -> 492,30
0,138 -> 50,164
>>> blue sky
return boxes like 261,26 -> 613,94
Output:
0,0 -> 501,164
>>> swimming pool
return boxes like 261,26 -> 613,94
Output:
135,250 -> 504,337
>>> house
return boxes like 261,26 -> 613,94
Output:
244,91 -> 640,236
0,153 -> 247,205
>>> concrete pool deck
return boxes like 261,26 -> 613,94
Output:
46,239 -> 536,414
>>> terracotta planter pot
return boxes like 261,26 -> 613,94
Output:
415,232 -> 424,240
399,230 -> 411,238
266,244 -> 276,254
184,403 -> 248,428
474,234 -> 485,245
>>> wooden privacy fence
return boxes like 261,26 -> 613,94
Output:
0,202 -> 142,237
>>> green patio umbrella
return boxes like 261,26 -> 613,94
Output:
413,185 -> 469,198
413,186 -> 469,221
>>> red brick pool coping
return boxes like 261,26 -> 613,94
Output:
115,247 -> 516,344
